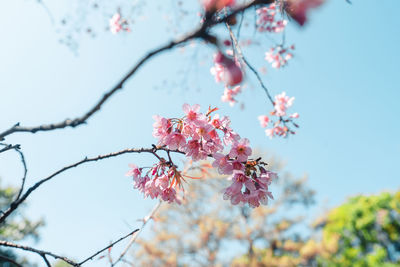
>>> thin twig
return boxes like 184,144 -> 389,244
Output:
0,254 -> 23,267
225,19 -> 275,104
79,229 -> 139,265
0,147 -> 184,224
0,240 -> 79,266
0,143 -> 20,154
0,143 -> 28,201
0,0 -> 273,142
111,201 -> 162,267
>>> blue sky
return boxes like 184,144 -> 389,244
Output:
0,0 -> 399,266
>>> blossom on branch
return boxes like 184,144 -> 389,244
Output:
265,45 -> 295,69
256,3 -> 288,33
127,104 -> 276,208
109,13 -> 130,34
258,92 -> 299,138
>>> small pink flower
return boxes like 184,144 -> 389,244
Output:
256,4 -> 288,33
274,91 -> 295,116
258,115 -> 270,128
229,138 -> 252,162
109,13 -> 130,34
212,153 -> 233,175
212,52 -> 243,86
265,46 -> 295,69
126,164 -> 141,178
164,132 -> 186,150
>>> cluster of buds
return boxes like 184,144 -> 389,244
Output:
265,45 -> 295,69
109,13 -> 130,34
258,92 -> 299,138
127,104 -> 277,207
256,3 -> 288,33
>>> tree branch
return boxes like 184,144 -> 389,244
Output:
0,143 -> 28,201
0,240 -> 79,266
0,0 -> 274,142
79,229 -> 139,265
0,254 -> 23,267
0,147 -> 184,224
111,201 -> 162,267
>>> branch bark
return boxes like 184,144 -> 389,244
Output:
0,0 -> 273,142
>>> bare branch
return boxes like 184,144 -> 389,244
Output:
0,254 -> 23,267
111,201 -> 162,267
0,143 -> 21,154
0,147 -> 183,224
0,240 -> 79,266
79,229 -> 139,265
0,143 -> 28,201
0,0 -> 274,141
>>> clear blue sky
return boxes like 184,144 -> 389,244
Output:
0,0 -> 399,266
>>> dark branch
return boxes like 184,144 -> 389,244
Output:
0,0 -> 273,142
0,147 -> 184,224
0,143 -> 28,201
0,254 -> 23,267
79,229 -> 139,265
0,143 -> 21,154
0,240 -> 79,266
111,201 -> 162,267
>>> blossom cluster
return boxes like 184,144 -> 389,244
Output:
109,13 -> 130,34
210,51 -> 244,106
265,45 -> 295,69
221,85 -> 241,106
258,92 -> 299,138
127,104 -> 277,208
256,3 -> 287,33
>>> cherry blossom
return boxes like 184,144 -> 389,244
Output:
109,13 -> 130,34
265,45 -> 295,68
256,3 -> 288,33
221,86 -> 241,106
211,52 -> 243,86
259,92 -> 299,138
127,104 -> 277,208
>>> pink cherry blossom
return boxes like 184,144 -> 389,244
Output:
265,45 -> 294,69
109,13 -> 130,34
274,91 -> 295,116
164,132 -> 186,150
258,115 -> 270,128
211,52 -> 243,86
229,138 -> 252,162
256,4 -> 288,33
212,153 -> 234,175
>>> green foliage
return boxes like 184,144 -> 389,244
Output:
318,191 -> 400,267
0,179 -> 44,266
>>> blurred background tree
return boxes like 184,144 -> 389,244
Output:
314,191 -> 400,267
0,179 -> 44,266
130,152 -> 400,267
132,152 -> 316,266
